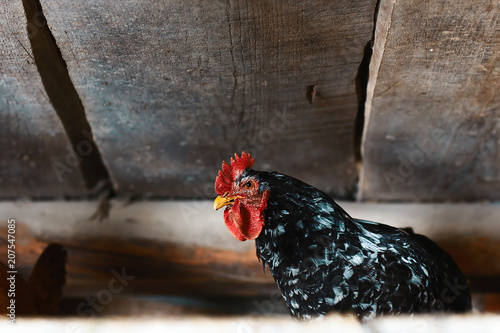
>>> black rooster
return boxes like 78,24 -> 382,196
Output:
214,152 -> 471,319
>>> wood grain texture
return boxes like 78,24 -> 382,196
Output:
0,208 -> 275,299
1,201 -> 498,299
0,1 -> 87,198
39,0 -> 377,198
360,0 -> 500,201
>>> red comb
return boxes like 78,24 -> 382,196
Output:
215,152 -> 255,195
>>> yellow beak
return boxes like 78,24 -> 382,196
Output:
213,195 -> 242,210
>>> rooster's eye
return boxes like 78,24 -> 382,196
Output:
244,181 -> 253,189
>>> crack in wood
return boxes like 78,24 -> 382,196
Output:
358,0 -> 396,201
354,0 -> 381,196
2,21 -> 34,60
21,0 -> 114,198
225,0 -> 238,115
354,41 -> 373,163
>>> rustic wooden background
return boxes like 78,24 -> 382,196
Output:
1,201 -> 499,315
2,0 -> 379,200
1,0 -> 500,316
3,0 -> 499,201
361,0 -> 500,201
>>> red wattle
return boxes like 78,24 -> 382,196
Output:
224,207 -> 247,241
223,192 -> 269,241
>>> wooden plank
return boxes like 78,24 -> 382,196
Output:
360,0 -> 500,201
58,295 -> 290,316
0,201 -> 271,298
1,316 -> 500,332
0,317 -> 366,332
365,315 -> 500,333
0,1 -> 87,198
39,0 -> 377,198
1,201 -> 498,299
2,316 -> 500,333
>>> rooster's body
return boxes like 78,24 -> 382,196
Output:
214,152 -> 471,319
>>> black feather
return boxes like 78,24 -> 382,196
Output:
248,170 -> 471,319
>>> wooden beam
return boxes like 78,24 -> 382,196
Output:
0,316 -> 366,332
0,315 -> 500,332
38,0 -> 377,198
1,201 -> 498,298
0,0 -> 87,198
360,0 -> 500,201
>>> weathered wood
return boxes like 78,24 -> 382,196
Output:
0,317 -> 367,332
2,315 -> 500,332
365,315 -> 500,333
360,0 -> 500,201
1,201 -> 499,300
39,0 -> 377,198
0,1 -> 87,198
0,201 -> 272,298
2,316 -> 500,332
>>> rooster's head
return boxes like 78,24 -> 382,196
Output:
213,152 -> 269,241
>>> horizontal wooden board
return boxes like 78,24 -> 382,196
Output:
2,316 -> 500,333
0,200 -> 498,300
0,317 -> 368,332
40,0 -> 377,198
360,0 -> 500,201
0,1 -> 87,198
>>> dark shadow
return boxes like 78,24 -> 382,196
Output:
22,0 -> 113,195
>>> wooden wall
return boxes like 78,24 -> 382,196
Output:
0,0 -> 87,198
360,0 -> 500,201
1,0 -> 499,201
2,0 -> 500,315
